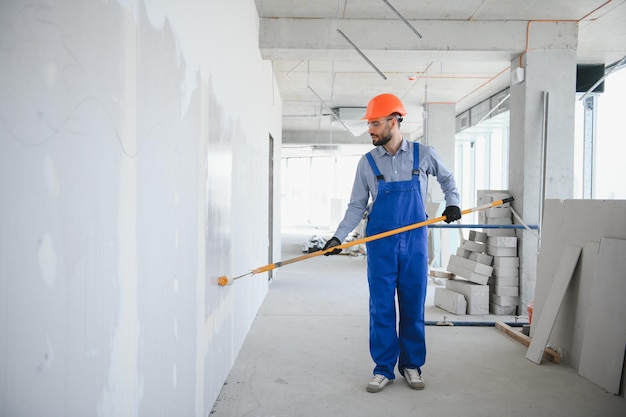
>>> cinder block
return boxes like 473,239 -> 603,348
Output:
469,252 -> 493,265
488,236 -> 518,247
446,279 -> 489,315
493,266 -> 519,277
477,190 -> 511,205
485,228 -> 516,237
456,247 -> 471,258
492,275 -> 520,287
446,263 -> 490,285
487,245 -> 517,257
493,256 -> 520,267
469,230 -> 488,243
487,217 -> 513,225
434,287 -> 467,315
449,255 -> 493,276
493,285 -> 519,297
462,240 -> 486,253
490,293 -> 519,307
477,191 -> 511,223
490,303 -> 517,315
485,207 -> 511,218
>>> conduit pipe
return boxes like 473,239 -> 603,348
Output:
425,321 -> 526,327
539,91 -> 549,237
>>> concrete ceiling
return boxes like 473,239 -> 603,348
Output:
254,0 -> 626,145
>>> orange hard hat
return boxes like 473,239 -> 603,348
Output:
362,93 -> 407,120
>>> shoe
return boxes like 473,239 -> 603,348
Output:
403,368 -> 425,390
366,374 -> 392,393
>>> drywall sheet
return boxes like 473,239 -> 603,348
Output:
532,200 -> 626,369
0,1 -> 279,416
578,238 -> 626,394
526,246 -> 581,364
568,242 -> 600,369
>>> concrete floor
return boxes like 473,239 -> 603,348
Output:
210,232 -> 626,417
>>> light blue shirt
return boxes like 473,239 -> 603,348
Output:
334,139 -> 461,242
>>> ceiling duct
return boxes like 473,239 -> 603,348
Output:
332,107 -> 368,137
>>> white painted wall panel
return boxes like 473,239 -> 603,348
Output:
0,1 -> 281,416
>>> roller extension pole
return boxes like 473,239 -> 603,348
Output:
217,197 -> 514,286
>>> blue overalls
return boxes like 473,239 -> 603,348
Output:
364,143 -> 428,380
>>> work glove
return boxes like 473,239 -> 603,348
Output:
442,205 -> 462,223
322,237 -> 342,256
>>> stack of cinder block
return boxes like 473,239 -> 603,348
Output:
486,234 -> 519,315
478,191 -> 520,315
435,191 -> 520,316
437,230 -> 492,315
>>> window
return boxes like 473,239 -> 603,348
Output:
281,145 -> 371,231
455,111 -> 510,223
574,65 -> 626,199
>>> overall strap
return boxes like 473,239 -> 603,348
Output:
365,152 -> 385,181
412,142 -> 420,177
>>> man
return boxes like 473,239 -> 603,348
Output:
323,93 -> 461,393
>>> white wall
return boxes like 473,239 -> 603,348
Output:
0,1 -> 281,416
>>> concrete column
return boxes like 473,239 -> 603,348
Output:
508,21 -> 578,312
424,102 -> 456,201
423,102 -> 458,267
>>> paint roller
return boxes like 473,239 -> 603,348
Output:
217,197 -> 514,286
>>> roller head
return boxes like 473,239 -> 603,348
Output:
218,276 -> 230,286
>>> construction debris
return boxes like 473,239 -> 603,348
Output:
433,287 -> 467,315
302,235 -> 327,253
435,191 -> 520,316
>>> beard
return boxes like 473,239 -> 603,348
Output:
371,130 -> 392,147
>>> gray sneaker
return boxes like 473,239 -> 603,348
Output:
366,374 -> 392,393
403,368 -> 425,390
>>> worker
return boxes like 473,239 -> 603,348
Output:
323,93 -> 461,393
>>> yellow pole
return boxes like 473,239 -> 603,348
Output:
218,197 -> 513,286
